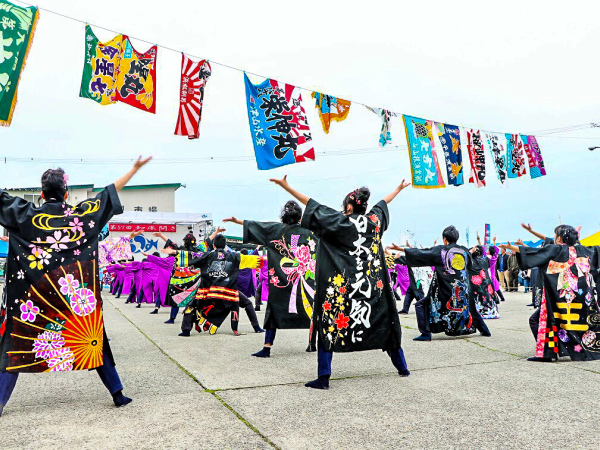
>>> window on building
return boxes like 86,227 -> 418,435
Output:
148,206 -> 157,212
24,194 -> 42,205
134,206 -> 143,212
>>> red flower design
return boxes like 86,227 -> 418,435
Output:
334,313 -> 350,330
369,214 -> 379,224
271,276 -> 280,285
376,280 -> 384,289
480,270 -> 486,279
487,285 -> 494,295
339,286 -> 347,295
375,225 -> 380,233
269,268 -> 275,276
323,301 -> 332,311
471,275 -> 482,286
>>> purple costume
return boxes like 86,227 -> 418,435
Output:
121,264 -> 134,296
394,264 -> 410,296
489,245 -> 500,292
258,259 -> 269,303
138,255 -> 175,305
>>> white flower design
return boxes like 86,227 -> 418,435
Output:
17,270 -> 24,279
89,220 -> 95,229
326,287 -> 334,296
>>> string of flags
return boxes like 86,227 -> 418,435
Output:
0,0 -> 550,187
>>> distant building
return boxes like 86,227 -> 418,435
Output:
3,183 -> 182,213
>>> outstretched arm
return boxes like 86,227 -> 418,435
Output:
153,232 -> 168,243
269,175 -> 309,206
114,156 -> 152,192
382,180 -> 411,205
521,223 -> 547,241
476,232 -> 481,245
209,226 -> 226,241
223,217 -> 244,226
499,242 -> 520,253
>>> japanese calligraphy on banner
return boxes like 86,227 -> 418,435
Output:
403,115 -> 445,189
244,73 -> 315,170
466,129 -> 486,188
109,223 -> 176,233
484,133 -> 507,184
366,107 -> 396,147
114,36 -> 157,113
505,133 -> 527,178
79,25 -> 122,106
436,123 -> 464,186
520,135 -> 546,179
0,0 -> 38,126
311,92 -> 351,134
174,54 -> 211,139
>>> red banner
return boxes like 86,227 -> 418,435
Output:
109,223 -> 176,233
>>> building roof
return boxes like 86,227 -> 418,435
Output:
5,184 -> 94,192
92,183 -> 182,192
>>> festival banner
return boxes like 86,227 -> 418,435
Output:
0,0 -> 38,126
484,133 -> 507,184
484,223 -> 490,247
244,73 -> 315,170
79,25 -> 122,106
521,135 -> 546,178
114,36 -> 157,113
436,123 -> 464,186
366,106 -> 396,147
109,223 -> 176,233
505,133 -> 527,178
466,128 -> 486,188
174,54 -> 211,139
311,92 -> 351,134
403,115 -> 445,189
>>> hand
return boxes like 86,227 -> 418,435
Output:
405,240 -> 411,248
153,232 -> 164,238
386,243 -> 404,252
161,248 -> 176,256
269,175 -> 290,190
0,236 -> 8,242
141,251 -> 149,257
515,239 -> 525,246
397,179 -> 411,192
433,239 -> 438,246
222,217 -> 237,224
493,236 -> 497,244
215,226 -> 226,234
129,229 -> 143,239
477,231 -> 480,238
521,223 -> 532,232
134,155 -> 152,170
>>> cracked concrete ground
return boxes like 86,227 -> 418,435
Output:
1,290 -> 599,449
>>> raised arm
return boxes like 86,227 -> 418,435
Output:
476,232 -> 481,245
521,223 -> 547,241
382,180 -> 411,205
114,156 -> 152,192
223,217 -> 244,226
209,226 -> 226,242
269,175 -> 309,206
153,232 -> 168,243
499,242 -> 520,253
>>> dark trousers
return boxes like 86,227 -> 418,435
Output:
169,306 -> 180,321
508,270 -> 519,291
135,288 -> 145,304
231,292 -> 260,332
126,287 -> 137,303
401,289 -> 422,313
415,295 -> 431,336
265,328 -> 276,345
529,307 -> 540,340
0,350 -> 123,406
495,289 -> 505,302
317,345 -> 408,377
115,280 -> 124,298
255,283 -> 263,309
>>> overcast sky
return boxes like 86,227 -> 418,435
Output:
2,0 -> 600,246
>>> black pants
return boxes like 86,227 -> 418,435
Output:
231,292 -> 260,332
495,289 -> 505,302
255,282 -> 263,309
401,289 -> 422,313
529,307 -> 540,340
508,270 -> 519,291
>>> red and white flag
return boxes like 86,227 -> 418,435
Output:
174,54 -> 211,139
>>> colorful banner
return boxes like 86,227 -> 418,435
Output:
484,223 -> 490,247
505,133 -> 527,178
114,36 -> 157,113
403,115 -> 445,189
174,54 -> 211,139
436,123 -> 464,186
79,25 -> 122,106
311,92 -> 351,134
244,73 -> 315,170
0,0 -> 38,126
521,135 -> 546,178
484,133 -> 507,184
99,237 -> 132,267
466,128 -> 486,188
366,107 -> 396,147
109,223 -> 176,232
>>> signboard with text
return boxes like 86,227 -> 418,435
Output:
109,223 -> 177,233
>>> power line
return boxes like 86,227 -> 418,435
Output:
11,0 -> 600,139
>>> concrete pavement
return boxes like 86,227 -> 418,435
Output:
1,290 -> 599,449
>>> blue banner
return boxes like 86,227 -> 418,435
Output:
244,73 -> 315,170
436,123 -> 464,186
403,115 -> 445,189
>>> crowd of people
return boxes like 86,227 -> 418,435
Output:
0,159 -> 599,417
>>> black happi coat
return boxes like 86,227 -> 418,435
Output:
243,221 -> 317,330
404,244 -> 477,336
518,244 -> 600,361
301,199 -> 401,353
0,185 -> 123,373
470,256 -> 499,319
